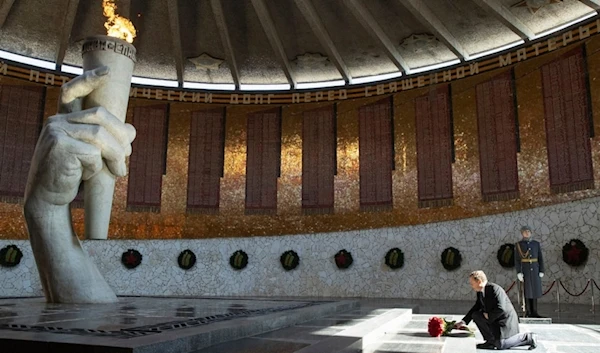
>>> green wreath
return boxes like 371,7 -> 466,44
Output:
121,249 -> 142,269
280,250 -> 299,271
497,244 -> 515,268
441,247 -> 462,271
230,250 -> 249,270
385,248 -> 404,270
177,249 -> 197,270
0,245 -> 23,268
562,239 -> 589,267
334,249 -> 353,270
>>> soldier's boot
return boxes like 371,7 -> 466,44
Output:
531,299 -> 544,318
525,299 -> 533,317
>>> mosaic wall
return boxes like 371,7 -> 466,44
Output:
2,37 -> 600,240
1,196 -> 598,304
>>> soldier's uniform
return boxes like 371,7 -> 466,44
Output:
515,228 -> 545,318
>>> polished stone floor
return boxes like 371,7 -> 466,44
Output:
0,297 -> 327,332
0,296 -> 357,352
193,299 -> 600,353
1,297 -> 600,352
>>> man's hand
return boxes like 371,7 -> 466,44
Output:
454,320 -> 466,329
517,273 -> 524,282
539,272 -> 544,278
483,313 -> 489,320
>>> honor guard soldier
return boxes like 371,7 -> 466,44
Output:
515,226 -> 545,318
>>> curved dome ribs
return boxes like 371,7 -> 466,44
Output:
581,0 -> 600,10
399,0 -> 468,61
345,0 -> 410,75
166,0 -> 184,87
55,0 -> 81,69
293,0 -> 351,84
210,0 -> 241,89
0,0 -> 14,29
251,0 -> 297,88
475,0 -> 536,39
0,0 -> 598,90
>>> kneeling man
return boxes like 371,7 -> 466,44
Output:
454,270 -> 538,350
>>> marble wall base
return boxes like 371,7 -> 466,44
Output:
1,197 -> 599,304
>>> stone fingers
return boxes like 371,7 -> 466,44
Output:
49,115 -> 129,177
58,66 -> 110,114
59,136 -> 103,181
65,106 -> 136,154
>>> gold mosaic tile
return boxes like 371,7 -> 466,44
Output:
3,40 -> 600,240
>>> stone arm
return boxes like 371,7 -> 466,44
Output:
23,67 -> 136,303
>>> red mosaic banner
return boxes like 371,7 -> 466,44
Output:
358,97 -> 394,212
302,105 -> 335,214
127,104 -> 168,212
0,85 -> 44,202
541,46 -> 594,194
245,108 -> 281,214
476,70 -> 519,201
415,86 -> 453,208
187,108 -> 225,213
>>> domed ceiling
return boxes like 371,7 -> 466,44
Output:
0,0 -> 597,90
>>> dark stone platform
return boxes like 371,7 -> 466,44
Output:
0,297 -> 358,353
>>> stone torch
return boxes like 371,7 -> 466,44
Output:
81,35 -> 136,240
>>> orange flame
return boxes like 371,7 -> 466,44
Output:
102,0 -> 136,43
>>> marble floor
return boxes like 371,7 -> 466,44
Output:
1,297 -> 599,353
194,299 -> 600,353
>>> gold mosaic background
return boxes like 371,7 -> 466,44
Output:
3,38 -> 600,240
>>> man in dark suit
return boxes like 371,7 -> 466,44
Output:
455,270 -> 538,350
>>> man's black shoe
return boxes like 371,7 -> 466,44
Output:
476,341 -> 497,350
528,333 -> 538,350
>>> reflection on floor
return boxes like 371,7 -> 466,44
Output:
0,297 -> 331,335
197,299 -> 600,353
1,297 -> 599,353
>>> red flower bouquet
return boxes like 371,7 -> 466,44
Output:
427,317 -> 473,337
428,317 -> 454,337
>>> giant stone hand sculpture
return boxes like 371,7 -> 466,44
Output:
23,67 -> 136,303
